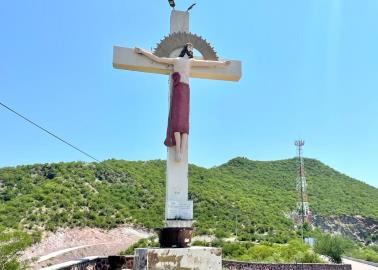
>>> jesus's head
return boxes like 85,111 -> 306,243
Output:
179,43 -> 193,59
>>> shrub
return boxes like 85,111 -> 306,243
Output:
0,227 -> 32,270
314,234 -> 345,263
119,237 -> 158,255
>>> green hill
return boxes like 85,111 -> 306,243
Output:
0,157 -> 377,243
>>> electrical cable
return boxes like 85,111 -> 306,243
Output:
0,101 -> 101,163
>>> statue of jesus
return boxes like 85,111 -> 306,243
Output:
135,43 -> 230,162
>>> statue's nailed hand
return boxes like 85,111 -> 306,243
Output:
134,47 -> 142,54
224,61 -> 231,66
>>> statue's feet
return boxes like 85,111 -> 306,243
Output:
175,152 -> 182,162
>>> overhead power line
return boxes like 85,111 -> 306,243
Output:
0,101 -> 101,163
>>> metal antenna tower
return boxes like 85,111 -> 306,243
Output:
294,140 -> 311,242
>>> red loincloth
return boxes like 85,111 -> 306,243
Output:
164,72 -> 190,147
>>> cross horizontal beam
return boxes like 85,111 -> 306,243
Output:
113,46 -> 241,82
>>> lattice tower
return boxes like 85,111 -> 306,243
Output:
295,140 -> 311,225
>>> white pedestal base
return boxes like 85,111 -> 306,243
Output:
165,219 -> 193,228
134,247 -> 222,270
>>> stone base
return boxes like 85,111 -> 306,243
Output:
134,247 -> 222,270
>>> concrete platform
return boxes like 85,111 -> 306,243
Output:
134,246 -> 222,270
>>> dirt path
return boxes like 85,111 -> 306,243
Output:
22,226 -> 151,269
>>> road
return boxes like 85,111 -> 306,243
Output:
343,258 -> 378,270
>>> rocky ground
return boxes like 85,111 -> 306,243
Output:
21,226 -> 151,269
313,215 -> 378,243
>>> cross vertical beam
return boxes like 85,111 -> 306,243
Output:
165,10 -> 193,226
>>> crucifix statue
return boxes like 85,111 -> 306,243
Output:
134,44 -> 231,162
113,9 -> 241,247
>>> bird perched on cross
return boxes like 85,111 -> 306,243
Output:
168,0 -> 175,8
168,1 -> 196,12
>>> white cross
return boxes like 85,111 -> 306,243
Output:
113,10 -> 241,227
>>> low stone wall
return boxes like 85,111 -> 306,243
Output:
45,257 -> 353,270
222,260 -> 352,270
57,258 -> 109,270
48,256 -> 133,270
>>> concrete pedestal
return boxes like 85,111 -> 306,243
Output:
158,227 -> 193,248
134,247 -> 222,270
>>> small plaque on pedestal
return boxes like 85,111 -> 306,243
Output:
166,200 -> 193,220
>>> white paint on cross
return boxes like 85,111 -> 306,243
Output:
112,10 -> 241,226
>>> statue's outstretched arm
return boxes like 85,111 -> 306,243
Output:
135,48 -> 175,65
190,59 -> 230,68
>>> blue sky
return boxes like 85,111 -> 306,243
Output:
0,0 -> 377,188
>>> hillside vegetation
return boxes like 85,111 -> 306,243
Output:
0,157 -> 377,243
